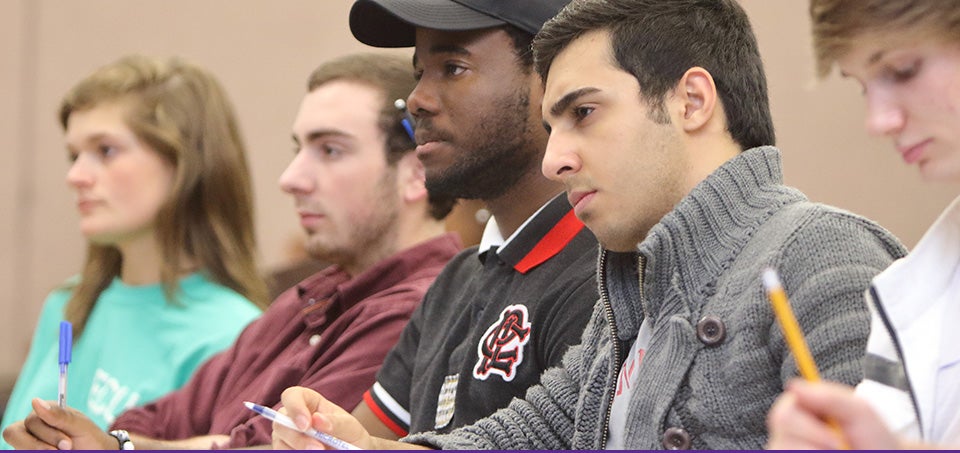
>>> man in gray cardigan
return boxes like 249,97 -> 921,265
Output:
272,0 -> 906,449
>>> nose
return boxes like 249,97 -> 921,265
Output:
864,91 -> 905,137
278,148 -> 315,195
406,78 -> 438,122
541,130 -> 581,182
66,154 -> 94,189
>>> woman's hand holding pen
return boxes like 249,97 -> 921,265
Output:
2,397 -> 116,450
272,386 -> 375,450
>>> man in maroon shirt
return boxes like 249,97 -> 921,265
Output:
3,53 -> 461,450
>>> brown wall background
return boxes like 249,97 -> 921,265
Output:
1,0 -> 955,386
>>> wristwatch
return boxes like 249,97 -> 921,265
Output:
108,429 -> 135,450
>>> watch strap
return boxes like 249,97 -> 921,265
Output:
108,429 -> 135,450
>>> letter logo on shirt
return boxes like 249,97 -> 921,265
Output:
87,368 -> 141,425
473,304 -> 532,381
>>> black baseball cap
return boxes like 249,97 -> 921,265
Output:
349,0 -> 570,48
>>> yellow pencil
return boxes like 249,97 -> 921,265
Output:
762,267 -> 849,449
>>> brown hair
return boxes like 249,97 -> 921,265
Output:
534,0 -> 775,150
810,0 -> 960,77
59,55 -> 269,337
307,53 -> 456,220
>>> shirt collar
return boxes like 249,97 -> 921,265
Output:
477,197 -> 554,257
476,193 -> 588,274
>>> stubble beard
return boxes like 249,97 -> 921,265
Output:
304,170 -> 401,270
424,87 -> 539,201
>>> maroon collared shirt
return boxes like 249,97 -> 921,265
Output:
111,234 -> 461,447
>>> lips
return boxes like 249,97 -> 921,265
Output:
297,211 -> 325,230
414,122 -> 454,159
413,120 -> 452,147
414,128 -> 445,158
76,198 -> 100,214
415,141 -> 444,157
296,206 -> 324,219
415,133 -> 443,147
567,190 -> 596,215
897,138 -> 932,164
297,209 -> 324,219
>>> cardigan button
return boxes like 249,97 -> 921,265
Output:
696,315 -> 726,346
662,426 -> 691,450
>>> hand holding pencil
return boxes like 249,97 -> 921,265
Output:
766,379 -> 903,450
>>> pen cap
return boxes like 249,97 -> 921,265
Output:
394,99 -> 415,123
394,98 -> 417,141
59,321 -> 72,364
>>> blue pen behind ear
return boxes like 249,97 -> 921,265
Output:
394,99 -> 416,141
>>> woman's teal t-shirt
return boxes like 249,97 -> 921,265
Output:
0,273 -> 261,449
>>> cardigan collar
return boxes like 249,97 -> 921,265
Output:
603,146 -> 807,340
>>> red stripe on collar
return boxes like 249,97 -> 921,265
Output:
514,209 -> 585,274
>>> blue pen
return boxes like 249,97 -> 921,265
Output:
394,99 -> 416,141
243,401 -> 361,450
58,321 -> 72,408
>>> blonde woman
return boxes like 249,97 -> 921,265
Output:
0,55 -> 267,446
767,1 -> 960,449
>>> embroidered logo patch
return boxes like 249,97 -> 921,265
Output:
473,304 -> 532,381
434,374 -> 459,429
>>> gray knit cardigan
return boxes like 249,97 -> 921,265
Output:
406,146 -> 907,449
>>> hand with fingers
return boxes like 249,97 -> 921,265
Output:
766,379 -> 901,450
272,386 -> 375,450
2,398 -> 117,450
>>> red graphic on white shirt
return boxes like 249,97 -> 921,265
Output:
616,348 -> 646,396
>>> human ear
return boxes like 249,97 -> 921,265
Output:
396,152 -> 428,204
675,66 -> 717,132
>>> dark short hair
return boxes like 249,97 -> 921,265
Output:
534,0 -> 775,150
501,24 -> 536,70
307,53 -> 456,220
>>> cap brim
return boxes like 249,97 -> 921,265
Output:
350,0 -> 507,48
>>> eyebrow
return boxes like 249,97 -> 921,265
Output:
71,132 -> 110,145
839,48 -> 888,78
65,131 -> 126,149
548,87 -> 600,118
292,129 -> 351,146
413,44 -> 471,67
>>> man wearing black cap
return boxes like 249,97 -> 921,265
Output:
275,0 -> 904,450
343,0 -> 598,441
